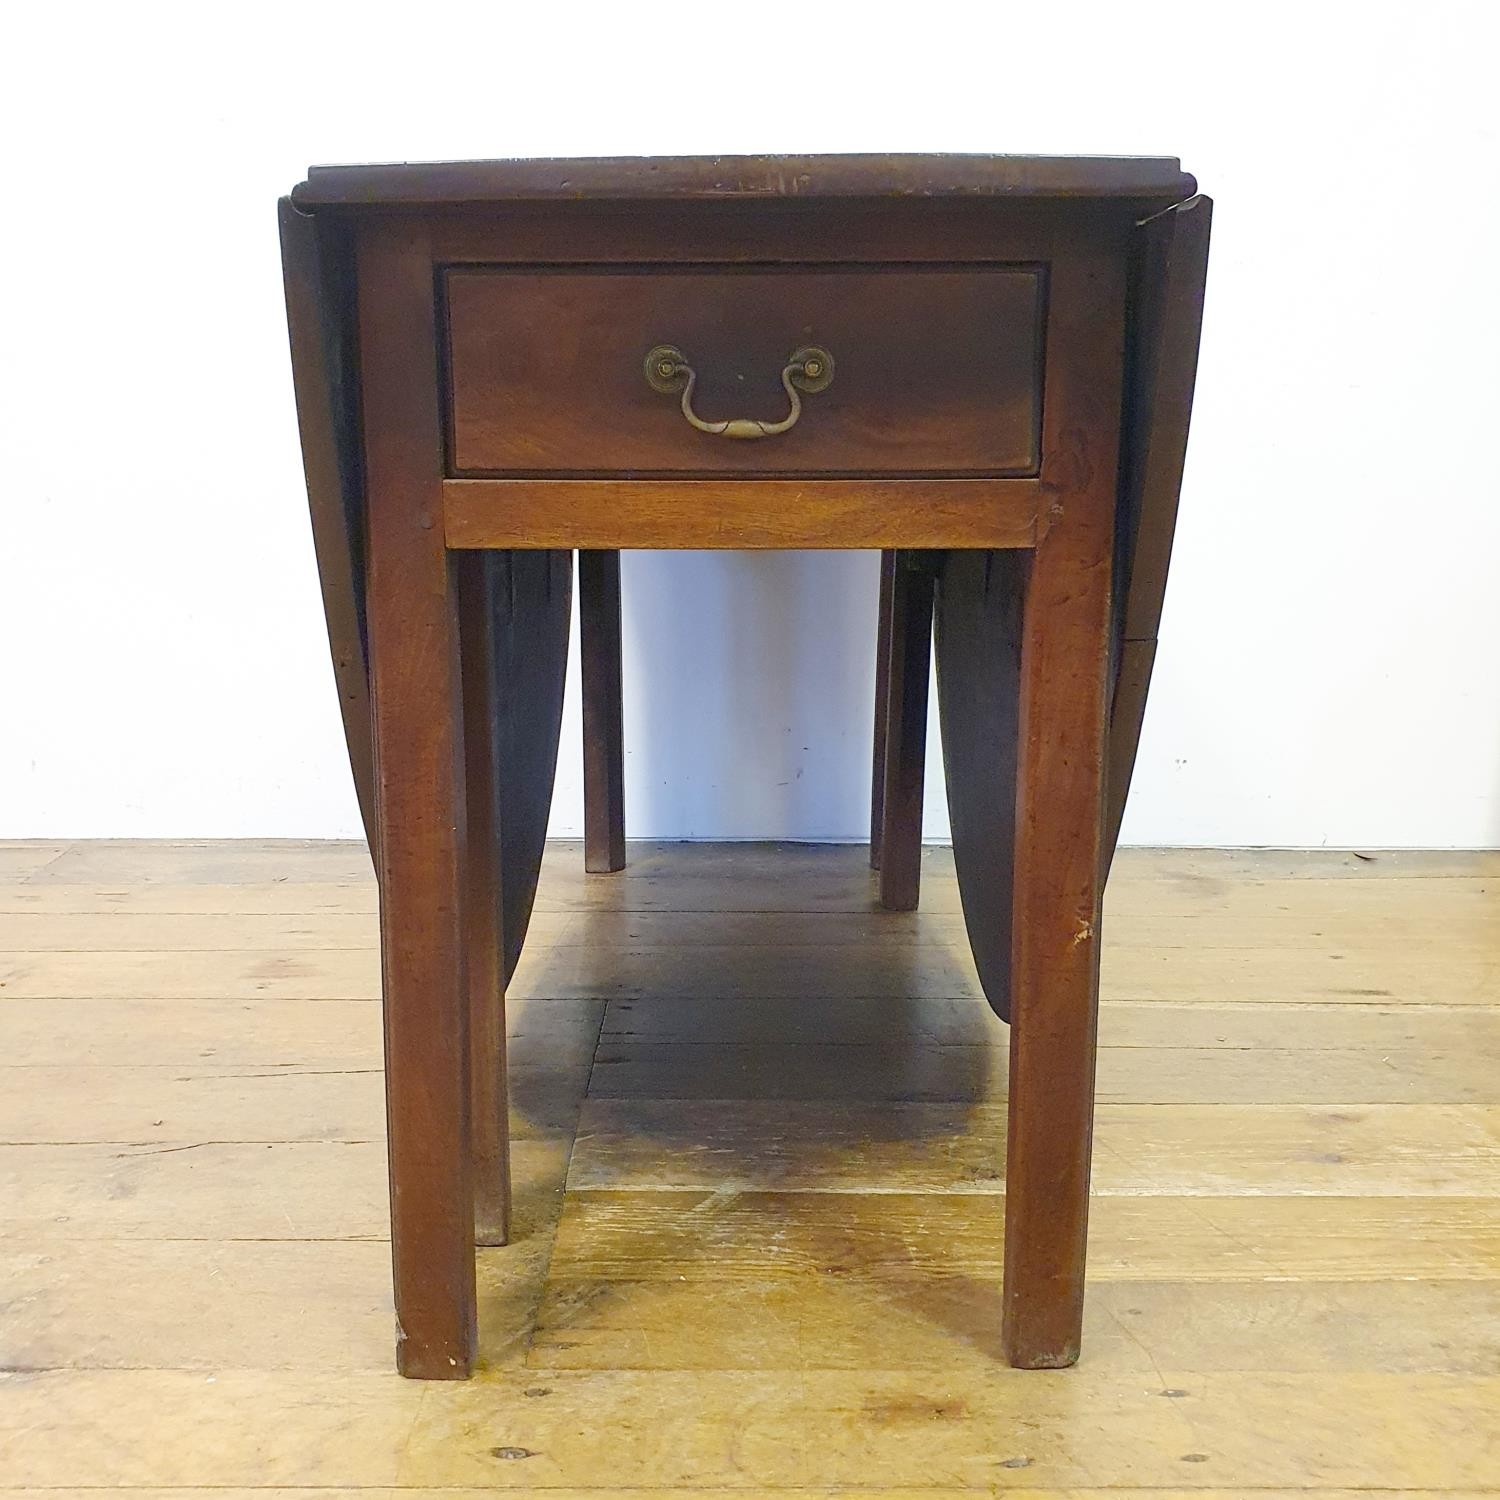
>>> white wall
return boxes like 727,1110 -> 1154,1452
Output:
3,1 -> 1497,846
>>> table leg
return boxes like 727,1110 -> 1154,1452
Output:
369,540 -> 477,1377
891,249 -> 1122,1362
878,553 -> 933,911
579,549 -> 626,873
1001,531 -> 1114,1370
361,222 -> 477,1379
869,550 -> 895,869
459,552 -> 511,1249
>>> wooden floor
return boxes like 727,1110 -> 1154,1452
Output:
1,839 -> 1498,1496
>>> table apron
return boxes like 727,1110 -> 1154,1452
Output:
442,477 -> 1044,550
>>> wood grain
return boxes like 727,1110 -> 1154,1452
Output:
934,548 -> 1025,1015
565,1098 -> 1500,1197
546,1189 -> 1500,1284
868,550 -> 896,869
489,551 -> 573,983
7,911 -> 1495,1006
457,552 -> 511,1246
529,1275 -> 1500,1375
9,847 -> 1496,922
0,842 -> 68,880
358,219 -> 476,1377
422,197 -> 1135,270
582,1035 -> 1500,1106
294,153 -> 1197,207
17,837 -> 1493,894
445,267 -> 1042,476
3,1492 -> 1490,1500
277,200 -> 374,841
0,1138 -> 573,1243
1001,248 -> 1126,1365
876,554 -> 934,911
578,551 -> 626,874
2,839 -> 1498,1491
10,1368 -> 1492,1491
1105,195 -> 1213,864
443,476 -> 1042,550
0,992 -> 599,1069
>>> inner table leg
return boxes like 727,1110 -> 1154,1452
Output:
459,551 -> 511,1248
579,549 -> 626,873
878,552 -> 934,911
869,549 -> 896,869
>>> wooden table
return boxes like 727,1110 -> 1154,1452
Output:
279,154 -> 1211,1379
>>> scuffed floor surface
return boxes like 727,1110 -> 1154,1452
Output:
2,838 -> 1498,1494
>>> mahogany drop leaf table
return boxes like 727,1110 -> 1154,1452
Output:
279,153 -> 1210,1378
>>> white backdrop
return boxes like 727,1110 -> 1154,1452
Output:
4,2 -> 1497,847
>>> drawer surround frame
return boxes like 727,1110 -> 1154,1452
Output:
410,201 -> 1116,553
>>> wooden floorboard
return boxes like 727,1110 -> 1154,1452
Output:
0,838 -> 1497,1492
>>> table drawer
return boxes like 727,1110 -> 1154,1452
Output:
443,265 -> 1044,478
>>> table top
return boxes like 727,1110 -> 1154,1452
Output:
291,153 -> 1196,209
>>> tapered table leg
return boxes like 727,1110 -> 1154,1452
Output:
1000,249 -> 1123,1369
580,549 -> 626,873
1000,530 -> 1112,1367
869,549 -> 896,869
360,221 -> 476,1379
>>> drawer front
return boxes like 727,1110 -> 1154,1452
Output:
443,265 -> 1043,477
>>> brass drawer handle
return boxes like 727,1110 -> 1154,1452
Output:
644,344 -> 834,439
